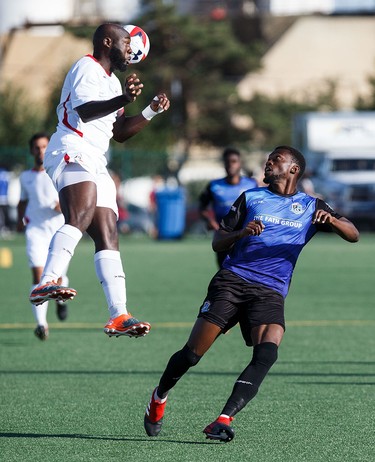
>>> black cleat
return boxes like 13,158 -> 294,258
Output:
56,301 -> 68,321
144,388 -> 167,437
34,325 -> 49,341
203,417 -> 235,443
144,413 -> 164,437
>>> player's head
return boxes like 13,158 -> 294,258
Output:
222,147 -> 241,177
93,23 -> 132,72
29,132 -> 50,166
264,145 -> 306,184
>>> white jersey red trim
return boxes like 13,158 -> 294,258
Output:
49,55 -> 122,153
44,55 -> 123,183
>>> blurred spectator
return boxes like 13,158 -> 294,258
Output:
115,175 -> 157,237
0,166 -> 11,235
198,147 -> 258,267
298,169 -> 323,199
17,132 -> 70,341
149,175 -> 165,238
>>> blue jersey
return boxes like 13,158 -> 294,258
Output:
199,176 -> 257,223
221,187 -> 341,298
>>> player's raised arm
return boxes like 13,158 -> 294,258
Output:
76,73 -> 143,123
112,92 -> 170,143
312,210 -> 359,242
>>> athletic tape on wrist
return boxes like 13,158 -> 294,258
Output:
141,105 -> 159,120
141,96 -> 164,120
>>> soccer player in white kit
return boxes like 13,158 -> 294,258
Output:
29,23 -> 170,338
17,133 -> 70,340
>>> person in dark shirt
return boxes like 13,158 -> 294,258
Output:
144,145 -> 359,442
199,147 -> 257,267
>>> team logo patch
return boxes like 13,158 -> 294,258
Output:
200,300 -> 211,313
290,202 -> 305,214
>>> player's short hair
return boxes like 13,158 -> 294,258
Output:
273,145 -> 306,178
93,23 -> 126,48
222,147 -> 241,161
28,132 -> 50,150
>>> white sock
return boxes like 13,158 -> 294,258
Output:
60,269 -> 69,287
30,284 -> 48,326
40,224 -> 82,285
155,389 -> 168,403
94,250 -> 127,319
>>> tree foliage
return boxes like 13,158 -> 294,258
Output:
0,85 -> 44,148
2,1 -> 371,169
240,79 -> 340,150
355,73 -> 375,110
130,0 -> 264,151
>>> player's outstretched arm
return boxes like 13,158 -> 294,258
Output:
112,93 -> 170,143
312,211 -> 359,242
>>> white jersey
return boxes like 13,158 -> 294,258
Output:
44,55 -> 123,182
20,169 -> 65,267
20,169 -> 63,227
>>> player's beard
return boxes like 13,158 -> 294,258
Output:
109,46 -> 128,72
263,172 -> 283,184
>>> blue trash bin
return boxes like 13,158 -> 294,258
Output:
155,187 -> 186,239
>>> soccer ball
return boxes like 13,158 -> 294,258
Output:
123,24 -> 150,64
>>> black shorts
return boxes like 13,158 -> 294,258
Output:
197,269 -> 285,346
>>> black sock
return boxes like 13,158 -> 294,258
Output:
221,342 -> 278,417
157,344 -> 202,398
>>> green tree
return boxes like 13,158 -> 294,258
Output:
355,73 -> 375,110
238,79 -> 340,150
131,0 -> 264,154
0,85 -> 45,169
0,85 -> 43,147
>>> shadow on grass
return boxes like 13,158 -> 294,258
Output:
291,381 -> 375,386
0,369 -> 374,377
0,432 -> 215,445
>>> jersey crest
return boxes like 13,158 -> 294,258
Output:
290,202 -> 305,214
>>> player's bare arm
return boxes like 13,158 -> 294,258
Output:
75,73 -> 144,123
16,199 -> 27,232
312,210 -> 359,242
212,220 -> 265,252
112,92 -> 170,143
200,209 -> 220,231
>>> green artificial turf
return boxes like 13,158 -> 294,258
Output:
0,233 -> 374,461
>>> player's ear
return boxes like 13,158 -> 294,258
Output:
291,164 -> 300,175
103,37 -> 112,48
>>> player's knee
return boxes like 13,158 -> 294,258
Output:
252,342 -> 278,368
181,344 -> 202,367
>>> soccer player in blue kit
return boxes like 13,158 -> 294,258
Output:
199,147 -> 257,267
144,145 -> 359,442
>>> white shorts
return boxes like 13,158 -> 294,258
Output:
48,161 -> 118,219
26,217 -> 64,268
44,131 -> 118,217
